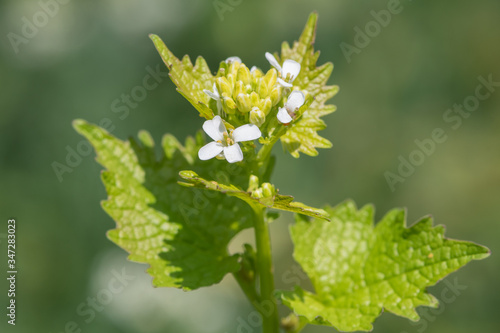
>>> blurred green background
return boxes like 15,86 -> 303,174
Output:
1,0 -> 499,332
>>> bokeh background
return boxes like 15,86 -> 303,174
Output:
1,0 -> 499,332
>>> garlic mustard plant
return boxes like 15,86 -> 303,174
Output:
74,13 -> 490,333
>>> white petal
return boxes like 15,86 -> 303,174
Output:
204,83 -> 220,100
204,89 -> 219,100
202,115 -> 226,141
224,144 -> 243,163
232,124 -> 261,142
198,141 -> 224,160
282,60 -> 301,81
212,83 -> 220,97
277,107 -> 293,124
226,56 -> 242,64
265,52 -> 282,72
286,91 -> 305,111
250,66 -> 258,73
277,78 -> 293,88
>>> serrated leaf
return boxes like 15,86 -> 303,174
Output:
178,170 -> 329,221
278,200 -> 490,331
279,12 -> 339,157
73,119 -> 254,290
150,34 -> 214,119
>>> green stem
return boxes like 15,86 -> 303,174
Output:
232,269 -> 260,309
255,125 -> 286,178
252,205 -> 279,333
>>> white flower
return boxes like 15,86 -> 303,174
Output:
277,91 -> 305,124
203,83 -> 223,114
265,52 -> 301,88
198,116 -> 261,163
225,56 -> 242,64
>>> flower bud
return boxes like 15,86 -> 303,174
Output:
216,77 -> 232,97
250,92 -> 260,106
249,107 -> 266,127
264,68 -> 277,90
222,96 -> 237,114
257,78 -> 269,98
228,61 -> 240,77
270,87 -> 282,106
226,74 -> 235,89
248,175 -> 259,192
252,188 -> 264,199
260,97 -> 273,115
251,67 -> 264,79
216,66 -> 226,77
261,183 -> 275,198
236,93 -> 252,113
233,81 -> 245,100
237,64 -> 251,85
245,84 -> 253,94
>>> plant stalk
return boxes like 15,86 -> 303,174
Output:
252,205 -> 280,332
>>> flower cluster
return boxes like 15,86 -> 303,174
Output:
199,53 -> 307,163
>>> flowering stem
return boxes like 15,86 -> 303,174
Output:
233,270 -> 261,309
252,205 -> 280,333
256,125 -> 287,177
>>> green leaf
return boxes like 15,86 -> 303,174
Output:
279,12 -> 339,157
73,119 -> 254,290
150,34 -> 214,119
278,200 -> 490,332
178,170 -> 330,221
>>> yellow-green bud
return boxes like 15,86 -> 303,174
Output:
264,68 -> 277,90
245,84 -> 253,94
217,67 -> 226,77
249,107 -> 266,127
233,81 -> 245,100
260,97 -> 272,115
216,77 -> 232,97
252,188 -> 264,199
270,87 -> 282,106
226,73 -> 235,89
222,96 -> 237,114
261,183 -> 275,198
257,78 -> 269,98
236,93 -> 252,113
248,175 -> 259,192
228,61 -> 240,77
251,67 -> 264,79
237,65 -> 251,85
250,91 -> 260,106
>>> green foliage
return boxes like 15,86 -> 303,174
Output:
278,12 -> 339,157
73,119 -> 254,290
178,170 -> 329,220
278,200 -> 490,331
150,34 -> 214,119
73,12 -> 491,333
